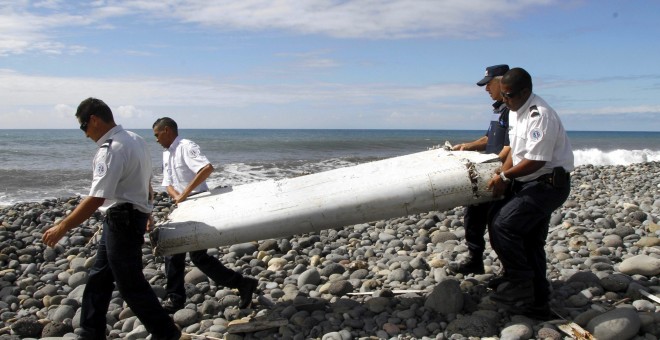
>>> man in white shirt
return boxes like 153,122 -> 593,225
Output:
43,98 -> 180,340
153,117 -> 258,312
487,68 -> 573,319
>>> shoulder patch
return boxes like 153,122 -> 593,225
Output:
529,128 -> 543,142
529,105 -> 540,118
101,138 -> 113,148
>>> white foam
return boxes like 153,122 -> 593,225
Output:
574,148 -> 660,166
205,158 -> 360,188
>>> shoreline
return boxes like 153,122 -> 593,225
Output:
2,161 -> 659,208
0,162 -> 659,338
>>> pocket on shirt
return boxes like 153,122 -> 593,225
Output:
513,127 -> 527,142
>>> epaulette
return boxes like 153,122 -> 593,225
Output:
530,105 -> 540,117
101,139 -> 113,148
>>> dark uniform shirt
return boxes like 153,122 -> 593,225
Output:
484,100 -> 510,154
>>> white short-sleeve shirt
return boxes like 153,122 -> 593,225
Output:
161,136 -> 211,194
89,125 -> 153,213
508,93 -> 574,182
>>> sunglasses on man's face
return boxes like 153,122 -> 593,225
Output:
501,91 -> 519,99
80,115 -> 92,132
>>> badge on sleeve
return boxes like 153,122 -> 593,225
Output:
530,128 -> 543,142
93,148 -> 108,178
188,146 -> 201,158
94,162 -> 107,178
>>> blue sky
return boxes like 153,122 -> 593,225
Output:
1,0 -> 659,131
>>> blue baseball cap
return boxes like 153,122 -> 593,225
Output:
477,64 -> 510,86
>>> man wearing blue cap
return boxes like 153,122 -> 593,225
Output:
449,64 -> 511,275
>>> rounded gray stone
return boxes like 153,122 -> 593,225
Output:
586,307 -> 641,340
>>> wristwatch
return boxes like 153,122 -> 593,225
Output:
499,172 -> 511,183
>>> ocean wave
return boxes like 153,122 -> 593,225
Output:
0,169 -> 90,206
204,158 -> 363,189
573,148 -> 660,166
2,149 -> 659,205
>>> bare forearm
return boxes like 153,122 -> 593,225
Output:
501,159 -> 545,180
166,185 -> 180,199
498,146 -> 511,163
42,196 -> 104,247
61,196 -> 104,230
453,136 -> 488,151
179,164 -> 213,200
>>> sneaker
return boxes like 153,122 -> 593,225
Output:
448,255 -> 485,275
162,297 -> 184,314
238,277 -> 258,309
490,280 -> 535,305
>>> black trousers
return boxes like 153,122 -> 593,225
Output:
464,202 -> 492,256
488,177 -> 570,304
165,249 -> 243,301
79,205 -> 179,340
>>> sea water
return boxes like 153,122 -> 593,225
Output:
1,129 -> 658,205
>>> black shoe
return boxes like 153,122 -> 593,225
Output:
238,277 -> 258,309
519,302 -> 553,320
448,255 -> 485,275
151,330 -> 184,340
487,275 -> 509,289
490,280 -> 534,305
162,297 -> 184,314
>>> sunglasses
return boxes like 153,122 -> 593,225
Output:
80,115 -> 92,132
500,91 -> 519,99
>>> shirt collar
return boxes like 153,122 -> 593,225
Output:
513,93 -> 536,116
96,125 -> 123,147
168,136 -> 182,152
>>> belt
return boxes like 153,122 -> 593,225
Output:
107,202 -> 149,216
534,173 -> 554,184
531,172 -> 570,186
108,202 -> 135,212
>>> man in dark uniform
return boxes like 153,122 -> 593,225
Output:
488,68 -> 573,319
42,98 -> 181,339
449,64 -> 511,275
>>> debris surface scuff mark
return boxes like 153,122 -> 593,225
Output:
464,160 -> 480,199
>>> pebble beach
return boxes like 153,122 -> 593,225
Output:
1,162 -> 659,340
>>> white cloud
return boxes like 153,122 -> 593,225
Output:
116,105 -> 147,118
276,50 -> 341,69
123,49 -> 155,57
2,68 -> 658,130
33,0 -> 63,10
562,105 -> 660,116
54,103 -> 74,119
0,2 -> 91,56
0,107 -> 64,128
300,58 -> 340,69
0,69 -> 476,108
0,68 -> 484,128
0,0 -> 562,57
130,0 -> 561,39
